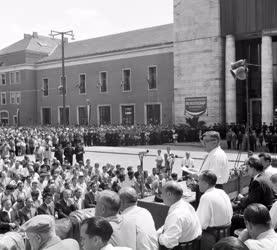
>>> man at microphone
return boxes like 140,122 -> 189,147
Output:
185,131 -> 229,188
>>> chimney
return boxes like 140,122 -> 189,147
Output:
24,33 -> 32,39
32,32 -> 38,38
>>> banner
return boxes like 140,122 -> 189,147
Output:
184,97 -> 207,117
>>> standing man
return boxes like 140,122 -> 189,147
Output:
188,131 -> 229,188
259,153 -> 277,178
197,170 -> 233,250
21,214 -> 79,250
95,190 -> 137,249
157,181 -> 202,249
181,152 -> 195,180
80,217 -> 131,250
119,187 -> 158,250
239,203 -> 277,249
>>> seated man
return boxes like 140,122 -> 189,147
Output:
95,190 -> 137,249
55,189 -> 77,219
259,153 -> 277,178
234,156 -> 274,210
21,214 -> 79,250
157,181 -> 202,249
239,203 -> 277,250
197,170 -> 233,250
119,187 -> 158,250
213,237 -> 249,250
231,156 -> 274,234
80,216 -> 131,250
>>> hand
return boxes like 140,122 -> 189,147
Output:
237,193 -> 244,200
9,223 -> 16,228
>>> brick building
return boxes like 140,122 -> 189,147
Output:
1,0 -> 277,127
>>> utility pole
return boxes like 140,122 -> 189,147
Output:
49,30 -> 74,126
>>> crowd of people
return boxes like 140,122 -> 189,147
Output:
0,126 -> 277,249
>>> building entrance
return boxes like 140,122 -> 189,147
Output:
250,98 -> 261,128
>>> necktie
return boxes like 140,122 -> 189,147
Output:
199,154 -> 208,172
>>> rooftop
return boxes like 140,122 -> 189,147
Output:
38,23 -> 173,63
0,32 -> 60,56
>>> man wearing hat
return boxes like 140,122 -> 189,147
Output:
21,214 -> 79,250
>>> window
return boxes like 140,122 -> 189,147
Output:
10,71 -> 20,84
59,76 -> 67,95
79,74 -> 86,94
1,74 -> 6,85
148,66 -> 157,89
42,108 -> 51,125
98,106 -> 111,125
10,91 -> 21,104
99,72 -> 107,93
78,106 -> 88,125
58,107 -> 70,125
0,111 -> 9,126
42,78 -> 49,96
1,92 -> 6,105
146,104 -> 161,125
121,105 -> 135,125
122,69 -> 131,91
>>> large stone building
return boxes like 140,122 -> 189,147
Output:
1,0 -> 277,127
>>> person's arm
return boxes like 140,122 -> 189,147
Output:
196,195 -> 211,230
240,181 -> 261,209
158,215 -> 182,249
270,201 -> 277,229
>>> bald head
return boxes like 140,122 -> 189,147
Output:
162,181 -> 183,206
95,190 -> 121,217
119,187 -> 138,212
163,181 -> 183,199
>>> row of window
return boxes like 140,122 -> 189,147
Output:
41,66 -> 158,96
0,91 -> 21,105
41,103 -> 162,126
1,72 -> 20,85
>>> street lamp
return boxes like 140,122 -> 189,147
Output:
230,59 -> 261,150
49,30 -> 74,126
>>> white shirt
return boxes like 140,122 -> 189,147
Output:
264,165 -> 277,178
270,201 -> 277,229
245,229 -> 277,250
158,199 -> 202,249
201,146 -> 229,184
181,157 -> 194,168
196,187 -> 233,229
101,244 -> 131,250
107,214 -> 137,250
122,205 -> 158,250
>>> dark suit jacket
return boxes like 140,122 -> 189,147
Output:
18,206 -> 37,225
0,209 -> 18,234
83,192 -> 96,208
37,202 -> 55,216
240,173 -> 274,209
55,199 -> 77,219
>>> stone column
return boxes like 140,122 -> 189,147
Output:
225,34 -> 236,124
261,35 -> 273,124
173,0 -> 224,125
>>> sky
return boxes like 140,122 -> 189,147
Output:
0,0 -> 173,49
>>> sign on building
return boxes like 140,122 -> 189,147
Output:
184,97 -> 207,117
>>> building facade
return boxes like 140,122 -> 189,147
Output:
0,0 -> 277,127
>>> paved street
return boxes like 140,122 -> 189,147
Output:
84,145 -> 249,177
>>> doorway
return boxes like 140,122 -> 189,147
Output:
250,98 -> 261,128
